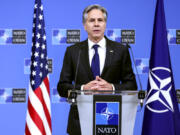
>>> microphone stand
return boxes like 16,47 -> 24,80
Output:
127,44 -> 145,108
69,49 -> 81,105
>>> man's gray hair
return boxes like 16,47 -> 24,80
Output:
82,4 -> 108,24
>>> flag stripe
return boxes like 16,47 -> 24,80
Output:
36,83 -> 52,133
40,79 -> 52,131
44,77 -> 50,94
26,110 -> 42,135
28,98 -> 46,135
41,78 -> 51,115
29,86 -> 51,135
25,123 -> 31,135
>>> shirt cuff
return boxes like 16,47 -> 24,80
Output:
111,84 -> 115,91
81,85 -> 84,90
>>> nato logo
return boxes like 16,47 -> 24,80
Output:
0,88 -> 12,103
146,67 -> 174,113
24,58 -> 31,74
52,29 -> 80,45
95,102 -> 119,135
135,58 -> 149,74
0,29 -> 26,45
0,88 -> 26,103
0,29 -> 12,45
52,29 -> 67,45
96,102 -> 119,125
106,29 -> 121,43
52,88 -> 66,103
167,29 -> 176,45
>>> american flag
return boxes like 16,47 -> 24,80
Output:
25,0 -> 52,135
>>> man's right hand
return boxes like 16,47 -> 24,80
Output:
83,80 -> 99,90
83,76 -> 113,90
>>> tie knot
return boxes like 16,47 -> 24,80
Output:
92,44 -> 99,51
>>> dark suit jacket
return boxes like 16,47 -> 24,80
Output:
57,37 -> 137,134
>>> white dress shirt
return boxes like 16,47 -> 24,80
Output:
88,37 -> 106,75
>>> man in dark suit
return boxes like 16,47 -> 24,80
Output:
57,4 -> 137,135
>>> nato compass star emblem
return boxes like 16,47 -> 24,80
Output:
101,107 -> 114,120
146,67 -> 174,113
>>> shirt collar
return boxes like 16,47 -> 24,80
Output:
88,37 -> 106,50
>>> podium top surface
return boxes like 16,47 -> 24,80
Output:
68,90 -> 139,96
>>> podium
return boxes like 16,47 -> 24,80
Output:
68,90 -> 140,135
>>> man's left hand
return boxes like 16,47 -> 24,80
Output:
90,76 -> 113,90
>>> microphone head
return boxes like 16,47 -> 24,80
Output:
138,90 -> 146,107
138,90 -> 145,99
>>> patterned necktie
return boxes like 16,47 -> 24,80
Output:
91,44 -> 100,79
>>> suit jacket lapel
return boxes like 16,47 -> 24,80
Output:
80,40 -> 94,80
101,38 -> 114,77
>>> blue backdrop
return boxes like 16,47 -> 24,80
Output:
0,0 -> 180,135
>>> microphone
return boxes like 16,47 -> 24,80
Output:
126,44 -> 145,108
69,49 -> 81,104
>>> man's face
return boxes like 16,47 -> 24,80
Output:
84,9 -> 106,42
